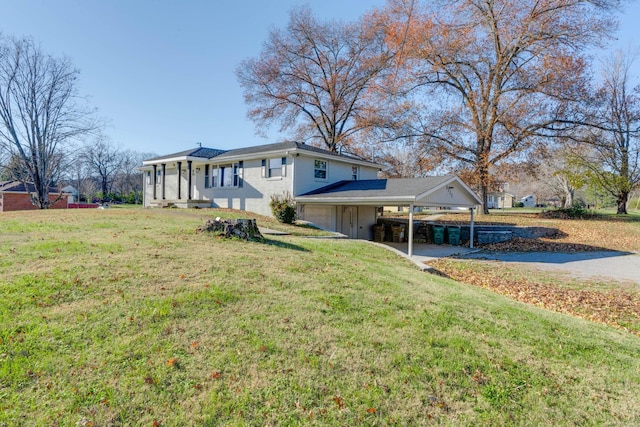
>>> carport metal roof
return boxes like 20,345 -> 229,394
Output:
295,175 -> 482,256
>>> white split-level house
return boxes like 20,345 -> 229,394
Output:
141,141 -> 482,253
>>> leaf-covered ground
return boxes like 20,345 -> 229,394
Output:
430,258 -> 640,335
427,210 -> 640,335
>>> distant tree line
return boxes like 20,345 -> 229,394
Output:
0,35 -> 152,207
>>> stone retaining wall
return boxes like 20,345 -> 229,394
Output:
376,218 -> 558,244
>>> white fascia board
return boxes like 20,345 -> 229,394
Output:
212,149 -> 290,163
142,155 -> 194,166
296,196 -> 415,205
414,176 -> 483,206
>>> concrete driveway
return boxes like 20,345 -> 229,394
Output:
380,242 -> 640,286
458,250 -> 640,286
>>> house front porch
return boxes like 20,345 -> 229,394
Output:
148,199 -> 212,209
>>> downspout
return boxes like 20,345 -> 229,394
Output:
469,207 -> 475,249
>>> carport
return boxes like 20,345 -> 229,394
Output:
295,175 -> 482,256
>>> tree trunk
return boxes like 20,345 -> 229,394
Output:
617,191 -> 628,215
478,161 -> 490,215
102,176 -> 108,199
563,189 -> 574,208
196,218 -> 264,241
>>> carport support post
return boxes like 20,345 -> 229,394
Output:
408,204 -> 414,257
469,207 -> 475,249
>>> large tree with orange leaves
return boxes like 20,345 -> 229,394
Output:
237,6 -> 392,153
381,0 -> 620,213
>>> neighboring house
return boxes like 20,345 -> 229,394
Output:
487,192 -> 514,209
60,185 -> 78,203
520,195 -> 536,207
0,181 -> 69,212
141,141 -> 482,245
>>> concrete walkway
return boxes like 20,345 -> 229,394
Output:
375,242 -> 480,271
258,227 -> 290,236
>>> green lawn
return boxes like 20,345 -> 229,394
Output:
1,208 -> 639,426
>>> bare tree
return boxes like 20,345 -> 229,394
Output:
237,6 -> 392,152
380,0 -> 620,213
577,51 -> 640,214
81,137 -> 122,199
0,153 -> 26,181
0,37 -> 96,208
114,149 -> 149,203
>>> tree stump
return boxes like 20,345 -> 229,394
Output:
196,218 -> 263,241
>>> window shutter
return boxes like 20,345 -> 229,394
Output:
238,161 -> 244,187
281,157 -> 286,177
261,159 -> 266,178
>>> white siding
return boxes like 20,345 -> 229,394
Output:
292,154 -> 378,196
193,158 -> 294,216
143,149 -> 379,218
301,205 -> 336,230
420,180 -> 480,208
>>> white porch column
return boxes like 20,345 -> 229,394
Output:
469,207 -> 475,248
408,204 -> 414,257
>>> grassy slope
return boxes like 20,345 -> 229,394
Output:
1,209 -> 639,426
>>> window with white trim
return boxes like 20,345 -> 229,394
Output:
314,160 -> 327,180
269,158 -> 282,177
352,166 -> 359,181
211,163 -> 242,188
267,157 -> 286,178
211,168 -> 219,187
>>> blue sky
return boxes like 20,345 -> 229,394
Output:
3,0 -> 639,156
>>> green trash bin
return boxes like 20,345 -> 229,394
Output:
433,225 -> 445,245
448,226 -> 461,245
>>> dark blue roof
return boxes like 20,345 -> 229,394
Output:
302,179 -> 389,196
0,180 -> 62,194
144,141 -> 375,165
145,147 -> 227,162
298,176 -> 455,199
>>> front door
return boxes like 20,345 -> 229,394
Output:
341,206 -> 358,239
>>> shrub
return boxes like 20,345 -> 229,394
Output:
269,192 -> 296,224
541,204 -> 597,219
